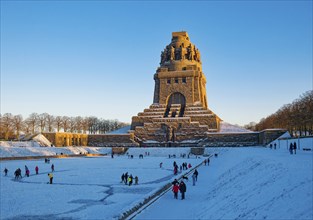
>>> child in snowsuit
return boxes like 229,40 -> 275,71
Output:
48,173 -> 53,184
35,166 -> 39,175
4,168 -> 8,176
128,175 -> 133,186
26,169 -> 30,177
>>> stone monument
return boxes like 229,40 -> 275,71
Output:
130,31 -> 221,146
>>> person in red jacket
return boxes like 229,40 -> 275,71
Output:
172,183 -> 179,199
35,166 -> 39,175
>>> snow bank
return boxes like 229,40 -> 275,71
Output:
108,126 -> 131,134
0,141 -> 111,158
219,121 -> 252,133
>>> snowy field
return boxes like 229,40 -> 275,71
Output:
1,146 -> 312,220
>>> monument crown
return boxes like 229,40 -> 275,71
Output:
160,31 -> 201,72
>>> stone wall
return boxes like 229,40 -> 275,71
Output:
259,129 -> 287,145
201,133 -> 260,147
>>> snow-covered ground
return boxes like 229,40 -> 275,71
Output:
0,146 -> 312,220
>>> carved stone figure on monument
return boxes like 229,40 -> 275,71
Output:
196,49 -> 201,62
170,46 -> 175,60
161,49 -> 167,64
172,127 -> 176,142
180,47 -> 185,60
193,45 -> 197,61
166,46 -> 171,60
188,45 -> 194,60
175,48 -> 180,60
168,126 -> 173,142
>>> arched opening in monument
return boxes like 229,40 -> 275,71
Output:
164,92 -> 186,117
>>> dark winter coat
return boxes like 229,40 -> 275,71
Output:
179,182 -> 186,192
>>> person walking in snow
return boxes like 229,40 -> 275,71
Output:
35,166 -> 39,175
192,173 -> 196,186
134,176 -> 139,185
4,168 -> 8,176
172,183 -> 179,199
179,180 -> 187,200
121,173 -> 125,183
26,169 -> 30,177
124,172 -> 128,185
14,169 -> 19,180
48,173 -> 53,184
159,162 -> 163,168
51,164 -> 54,172
204,159 -> 207,166
194,169 -> 198,181
293,142 -> 297,154
24,165 -> 29,177
207,158 -> 210,166
289,143 -> 294,154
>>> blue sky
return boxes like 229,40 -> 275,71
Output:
1,1 -> 312,126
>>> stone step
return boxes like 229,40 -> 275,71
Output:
185,107 -> 205,111
138,112 -> 164,116
144,108 -> 166,112
184,110 -> 211,114
150,104 -> 166,108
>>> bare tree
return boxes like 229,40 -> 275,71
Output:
74,116 -> 83,133
12,115 -> 24,139
68,117 -> 76,133
26,113 -> 39,134
255,90 -> 313,136
62,116 -> 70,132
0,113 -> 14,140
38,113 -> 48,132
81,117 -> 89,134
46,114 -> 55,132
55,116 -> 63,132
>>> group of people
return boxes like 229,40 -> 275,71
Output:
269,143 -> 277,149
172,179 -> 187,200
289,142 -> 297,154
4,159 -> 55,184
173,161 -> 192,175
121,172 -> 139,186
203,158 -> 210,166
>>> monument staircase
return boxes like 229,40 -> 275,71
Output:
131,102 -> 220,146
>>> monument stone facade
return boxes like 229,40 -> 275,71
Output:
130,32 -> 221,146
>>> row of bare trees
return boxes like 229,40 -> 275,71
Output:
247,90 -> 313,136
0,113 -> 129,140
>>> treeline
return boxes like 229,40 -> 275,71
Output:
247,90 -> 313,136
0,113 -> 129,140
